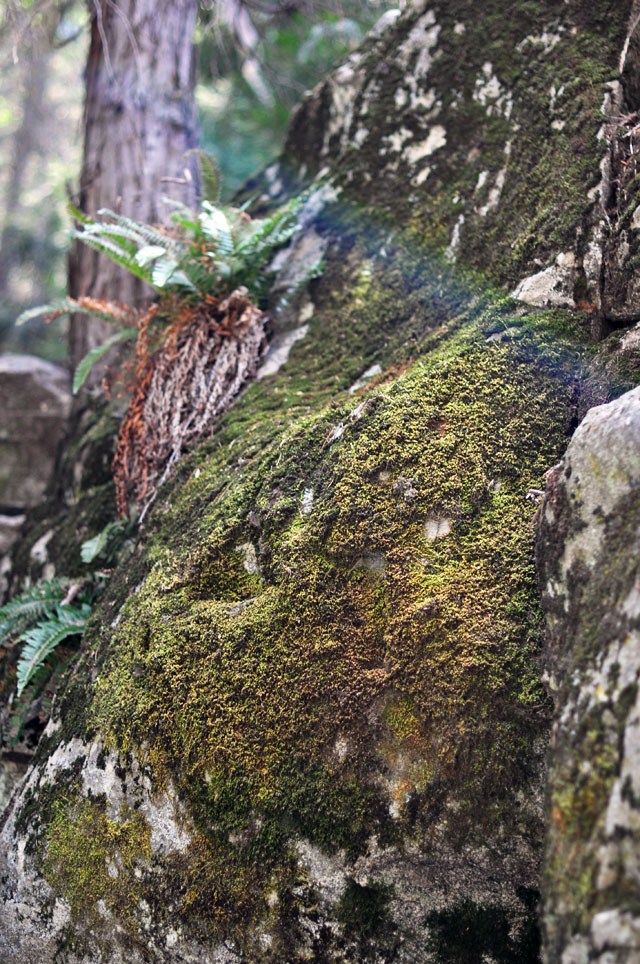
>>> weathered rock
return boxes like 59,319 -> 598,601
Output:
282,0 -> 637,319
537,387 -> 640,964
0,354 -> 71,596
0,354 -> 71,510
2,1 -> 640,962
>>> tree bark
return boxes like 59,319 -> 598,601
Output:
0,8 -> 58,299
69,0 -> 200,375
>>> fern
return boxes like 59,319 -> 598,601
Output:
16,603 -> 90,696
80,519 -> 132,564
0,572 -> 101,709
70,232 -> 153,284
73,327 -> 137,393
0,578 -> 72,640
14,297 -> 132,327
16,190 -> 310,393
97,209 -> 185,253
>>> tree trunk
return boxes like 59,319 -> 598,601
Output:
68,0 -> 200,375
0,9 -> 57,299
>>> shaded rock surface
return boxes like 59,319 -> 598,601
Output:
0,354 -> 71,598
0,354 -> 71,511
537,387 -> 640,964
2,2 -> 640,963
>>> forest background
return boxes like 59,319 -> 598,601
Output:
0,0 -> 394,364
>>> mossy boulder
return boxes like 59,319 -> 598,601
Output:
537,387 -> 640,963
2,1 -> 640,962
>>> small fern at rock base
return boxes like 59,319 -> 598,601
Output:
0,579 -> 95,705
0,578 -> 73,640
16,604 -> 91,697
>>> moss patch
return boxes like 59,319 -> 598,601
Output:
68,243 -> 586,947
424,890 -> 541,964
285,0 -> 629,289
43,793 -> 151,924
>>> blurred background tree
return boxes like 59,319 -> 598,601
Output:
0,0 -> 395,364
0,1 -> 87,362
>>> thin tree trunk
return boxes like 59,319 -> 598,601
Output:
69,0 -> 200,376
0,10 -> 56,297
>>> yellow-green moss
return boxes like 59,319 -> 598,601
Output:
43,794 -> 151,924
76,273 -> 583,943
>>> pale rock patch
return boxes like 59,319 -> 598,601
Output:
349,363 -> 382,394
404,125 -> 446,163
511,251 -> 577,309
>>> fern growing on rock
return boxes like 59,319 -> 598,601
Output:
0,579 -> 92,704
15,603 -> 91,697
16,195 -> 305,517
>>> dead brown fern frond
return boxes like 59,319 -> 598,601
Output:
113,287 -> 267,518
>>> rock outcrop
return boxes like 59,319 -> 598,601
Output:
0,354 -> 71,595
538,387 -> 640,964
2,2 -> 640,962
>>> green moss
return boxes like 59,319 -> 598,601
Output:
9,3 -> 640,953
14,199 -> 599,955
425,891 -> 541,964
65,246 -> 584,947
283,0 -> 630,290
42,793 -> 151,924
337,877 -> 395,944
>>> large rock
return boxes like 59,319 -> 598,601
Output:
2,2 -> 640,962
0,354 -> 71,597
537,387 -> 640,964
0,354 -> 71,510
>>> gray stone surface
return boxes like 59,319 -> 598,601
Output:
3,2 -> 640,962
0,354 -> 70,510
537,387 -> 640,964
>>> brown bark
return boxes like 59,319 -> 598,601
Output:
69,0 -> 200,375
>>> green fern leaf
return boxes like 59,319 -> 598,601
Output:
16,603 -> 90,697
71,233 -> 153,284
194,150 -> 220,203
200,203 -> 234,254
96,210 -> 183,255
151,256 -> 180,288
73,327 -> 137,394
0,579 -> 72,640
134,244 -> 167,267
67,200 -> 92,225
15,298 -> 79,327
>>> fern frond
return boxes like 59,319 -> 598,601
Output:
73,327 -> 137,393
73,297 -> 142,326
70,232 -> 153,284
200,203 -> 234,254
97,210 -> 184,254
236,198 -> 301,255
16,296 -> 141,329
0,579 -> 72,641
67,200 -> 92,226
16,603 -> 90,696
182,149 -> 220,203
15,298 -> 81,327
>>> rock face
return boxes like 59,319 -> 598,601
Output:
0,354 -> 71,595
537,388 -> 640,964
0,354 -> 71,510
1,1 -> 640,962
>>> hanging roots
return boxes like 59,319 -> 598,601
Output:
113,287 -> 267,518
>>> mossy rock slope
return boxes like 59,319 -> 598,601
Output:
2,2 -> 640,962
